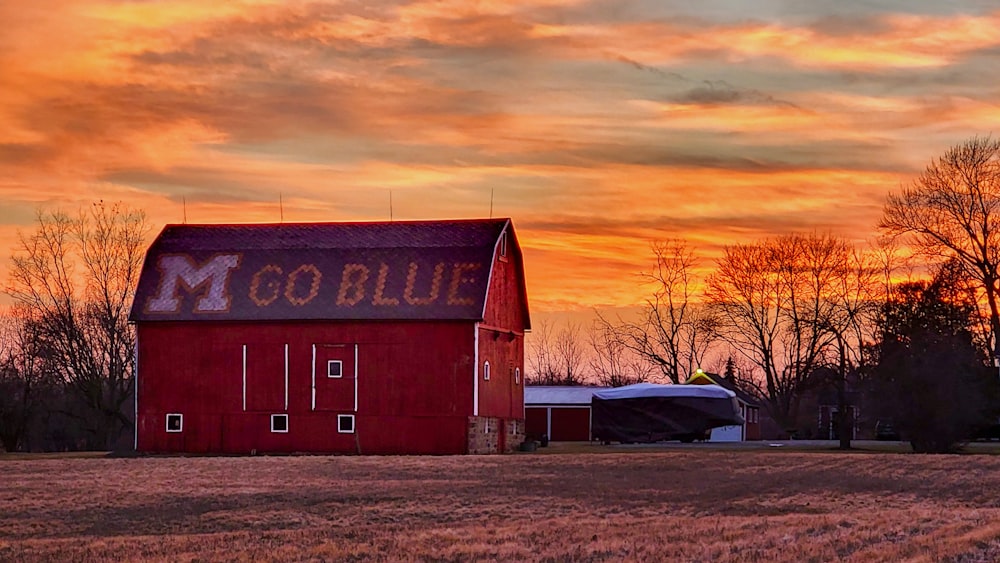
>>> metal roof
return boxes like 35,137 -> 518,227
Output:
524,386 -> 609,406
129,218 -> 528,323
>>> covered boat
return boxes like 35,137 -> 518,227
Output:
591,383 -> 745,443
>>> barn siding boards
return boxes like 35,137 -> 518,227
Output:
136,320 -> 476,411
476,229 -> 527,421
476,326 -> 523,420
481,226 -> 529,331
135,321 -> 480,453
245,343 -> 286,412
131,217 -> 530,455
313,344 -> 356,412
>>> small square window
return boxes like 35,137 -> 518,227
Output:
166,413 -> 183,433
271,414 -> 289,433
328,360 -> 343,378
338,414 -> 355,434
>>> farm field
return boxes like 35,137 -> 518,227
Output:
3,446 -> 1000,562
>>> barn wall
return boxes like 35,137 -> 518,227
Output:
137,320 -> 476,454
477,234 -> 527,421
482,234 -> 527,331
477,328 -> 523,420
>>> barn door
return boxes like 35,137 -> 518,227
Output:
312,343 -> 357,412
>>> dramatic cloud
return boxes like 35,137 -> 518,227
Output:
0,0 -> 997,312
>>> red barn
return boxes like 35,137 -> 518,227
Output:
129,218 -> 529,455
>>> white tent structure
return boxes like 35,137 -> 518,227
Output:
591,383 -> 744,443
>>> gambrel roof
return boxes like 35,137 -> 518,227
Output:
129,218 -> 529,324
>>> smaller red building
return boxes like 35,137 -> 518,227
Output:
525,386 -> 607,441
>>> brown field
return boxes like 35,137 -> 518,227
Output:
3,444 -> 1000,562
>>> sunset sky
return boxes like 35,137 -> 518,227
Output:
2,0 -> 999,315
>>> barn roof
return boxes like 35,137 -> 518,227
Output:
129,218 -> 530,324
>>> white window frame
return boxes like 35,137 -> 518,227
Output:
515,367 -> 520,385
328,359 -> 344,378
166,413 -> 183,433
484,418 -> 491,434
483,361 -> 491,381
271,414 -> 289,433
338,414 -> 355,434
499,232 -> 508,258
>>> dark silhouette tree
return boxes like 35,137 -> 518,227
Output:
871,260 -> 997,453
0,307 -> 56,452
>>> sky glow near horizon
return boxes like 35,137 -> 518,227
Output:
1,0 -> 998,314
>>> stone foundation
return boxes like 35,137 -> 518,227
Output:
467,416 -> 525,454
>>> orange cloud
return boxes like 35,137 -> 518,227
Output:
597,11 -> 1000,70
0,0 -> 993,314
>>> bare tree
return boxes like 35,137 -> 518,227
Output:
880,136 -> 1000,367
5,202 -> 147,450
588,321 -> 654,387
526,319 -> 557,384
554,323 -> 587,384
706,233 -> 865,432
526,320 -> 587,385
596,240 -> 716,384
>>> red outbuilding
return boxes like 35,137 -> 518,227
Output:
525,386 -> 607,441
129,218 -> 529,455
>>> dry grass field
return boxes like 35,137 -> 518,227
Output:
3,445 -> 1000,562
